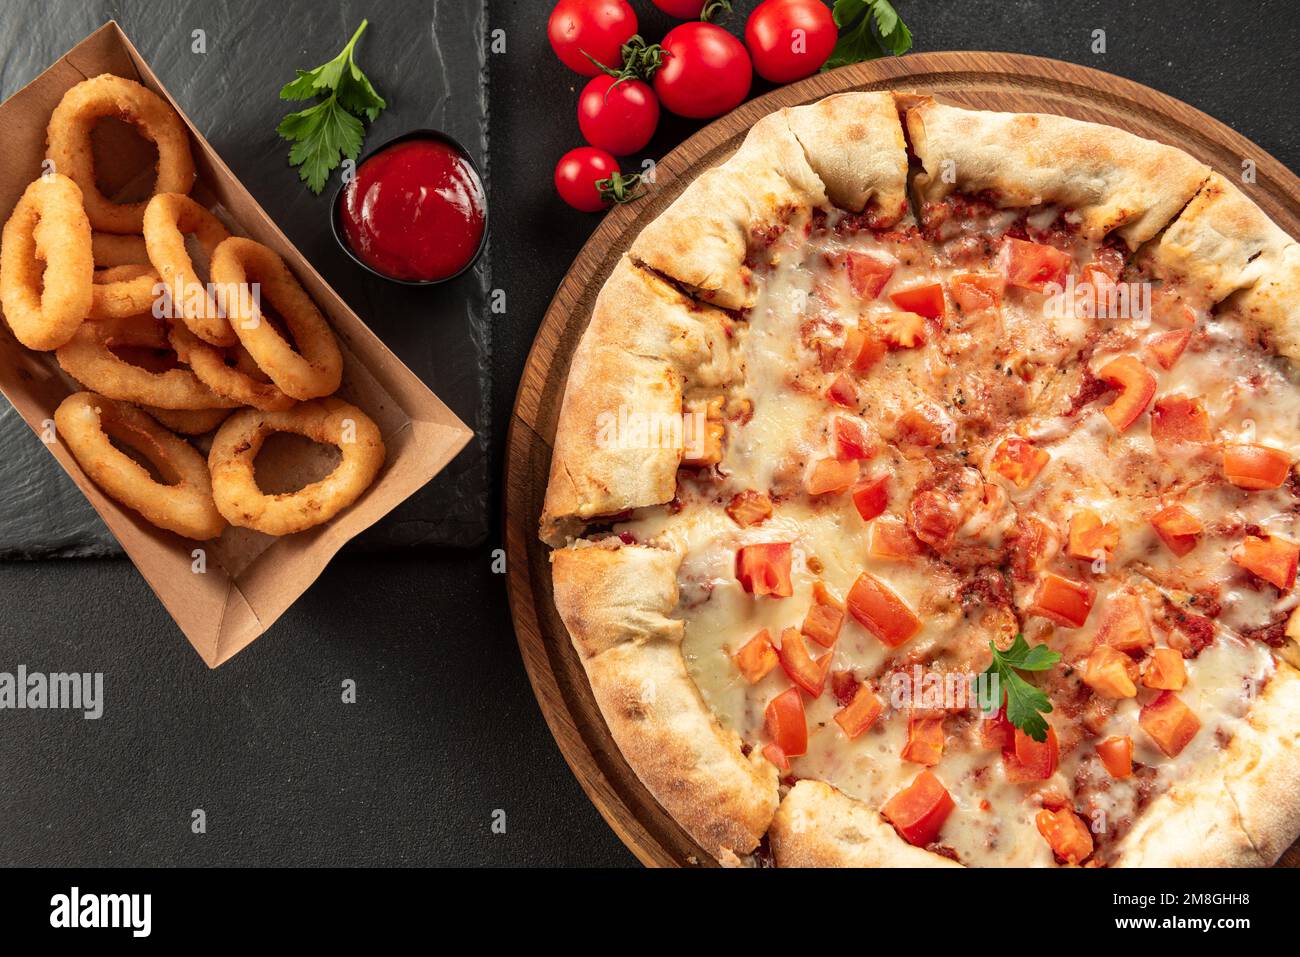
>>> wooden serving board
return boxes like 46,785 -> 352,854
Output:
504,52 -> 1300,868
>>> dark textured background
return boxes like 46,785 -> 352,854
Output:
1,0 -> 1296,867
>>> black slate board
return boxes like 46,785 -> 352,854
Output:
0,0 -> 491,555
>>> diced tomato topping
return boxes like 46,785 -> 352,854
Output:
733,629 -> 779,684
1096,592 -> 1153,653
851,475 -> 889,521
901,714 -> 946,766
1029,573 -> 1096,628
802,582 -> 845,648
1223,443 -> 1292,491
907,489 -> 960,553
881,770 -> 955,847
990,436 -> 1049,488
1067,509 -> 1119,561
1097,355 -> 1156,432
889,282 -> 945,319
846,571 -> 922,647
895,403 -> 953,448
980,705 -> 1014,751
1150,395 -> 1211,446
1150,504 -> 1202,557
844,251 -> 895,300
1097,736 -> 1133,779
1231,534 -> 1299,590
826,372 -> 859,408
1139,691 -> 1200,757
764,686 -> 807,758
725,490 -> 772,528
1147,328 -> 1192,369
1080,264 -> 1119,318
1005,725 -> 1060,782
1082,645 -> 1138,699
735,542 -> 793,598
948,271 -> 1004,312
1004,237 -> 1071,291
1142,647 -> 1187,691
1011,515 -> 1059,580
834,684 -> 883,739
777,628 -> 833,697
868,518 -> 923,560
761,742 -> 790,772
1035,807 -> 1094,865
804,457 -> 859,496
843,324 -> 887,373
832,415 -> 878,461
876,310 -> 928,348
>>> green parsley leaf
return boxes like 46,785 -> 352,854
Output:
824,0 -> 914,71
276,20 -> 386,194
983,635 -> 1061,742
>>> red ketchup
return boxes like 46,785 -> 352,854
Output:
340,137 -> 486,282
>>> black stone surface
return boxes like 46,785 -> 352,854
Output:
0,0 -> 1295,867
0,0 -> 492,554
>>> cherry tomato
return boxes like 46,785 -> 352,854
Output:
554,147 -> 620,212
745,0 -> 837,83
653,23 -> 752,119
548,0 -> 638,76
651,0 -> 713,17
578,75 -> 660,156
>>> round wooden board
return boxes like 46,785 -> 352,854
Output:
504,51 -> 1300,868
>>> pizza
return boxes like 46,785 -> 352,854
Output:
538,91 -> 1300,867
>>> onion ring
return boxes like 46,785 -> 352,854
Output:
46,74 -> 195,234
211,237 -> 343,399
90,263 -> 160,319
143,193 -> 234,345
56,313 -> 237,410
54,391 -> 226,539
208,398 -> 385,535
0,174 -> 93,350
168,320 -> 296,411
142,405 -> 233,435
92,232 -> 149,267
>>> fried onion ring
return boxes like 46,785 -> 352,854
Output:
208,399 -> 384,535
90,263 -> 160,319
143,193 -> 233,345
92,232 -> 149,267
0,174 -> 93,350
168,320 -> 296,411
46,74 -> 195,233
56,313 -> 237,410
211,237 -> 343,399
142,405 -> 233,435
55,392 -> 226,539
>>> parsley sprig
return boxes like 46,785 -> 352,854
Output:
983,634 -> 1061,742
824,0 -> 913,71
276,20 -> 387,194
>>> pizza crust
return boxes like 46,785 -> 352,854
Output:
629,111 -> 830,310
540,256 -> 738,544
905,98 -> 1209,247
782,91 -> 909,220
1148,172 -> 1295,303
1113,663 -> 1300,866
1217,242 -> 1300,365
769,780 -> 962,867
550,543 -> 780,859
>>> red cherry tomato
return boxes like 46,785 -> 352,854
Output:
745,0 -> 838,83
555,147 -> 620,212
548,0 -> 638,77
653,23 -> 752,119
651,0 -> 711,16
578,75 -> 660,156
